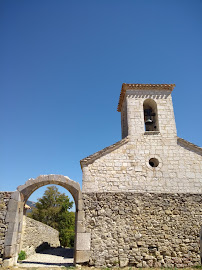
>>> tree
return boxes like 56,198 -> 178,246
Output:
28,186 -> 75,247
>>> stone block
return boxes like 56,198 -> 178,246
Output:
2,258 -> 14,267
17,184 -> 26,192
6,221 -> 19,234
4,245 -> 15,258
77,199 -> 83,211
120,258 -> 129,267
75,250 -> 91,263
7,199 -> 20,212
76,233 -> 91,251
77,210 -> 85,221
24,178 -> 35,186
76,221 -> 85,233
5,211 -> 18,222
11,191 -> 20,201
18,220 -> 23,232
77,190 -> 83,200
4,232 -> 17,246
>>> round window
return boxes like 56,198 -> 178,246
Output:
149,158 -> 159,168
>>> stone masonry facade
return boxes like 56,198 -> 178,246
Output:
80,84 -> 202,267
0,192 -> 12,266
21,216 -> 60,256
82,136 -> 202,194
83,193 -> 202,267
81,85 -> 202,194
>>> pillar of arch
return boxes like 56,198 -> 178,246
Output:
3,175 -> 90,267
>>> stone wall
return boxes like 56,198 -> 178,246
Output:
83,192 -> 202,267
122,89 -> 177,139
0,192 -> 12,265
81,137 -> 202,194
21,216 -> 60,256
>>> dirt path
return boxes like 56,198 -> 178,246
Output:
18,247 -> 74,268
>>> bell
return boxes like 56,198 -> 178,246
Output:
144,109 -> 153,125
145,117 -> 153,125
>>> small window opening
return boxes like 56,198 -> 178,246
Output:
149,158 -> 159,168
143,99 -> 159,132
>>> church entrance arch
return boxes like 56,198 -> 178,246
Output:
4,175 -> 90,266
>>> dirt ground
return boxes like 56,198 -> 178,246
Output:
1,266 -> 202,270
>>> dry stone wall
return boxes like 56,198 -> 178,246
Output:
21,216 -> 60,256
0,192 -> 12,266
83,192 -> 202,268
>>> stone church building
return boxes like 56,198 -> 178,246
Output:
80,83 -> 202,267
1,83 -> 202,267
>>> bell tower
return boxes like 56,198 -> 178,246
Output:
118,84 -> 177,139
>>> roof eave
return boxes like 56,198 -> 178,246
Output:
80,137 -> 129,168
117,83 -> 176,112
177,137 -> 202,155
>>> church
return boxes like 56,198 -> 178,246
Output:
80,83 -> 202,267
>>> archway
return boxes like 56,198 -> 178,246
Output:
3,175 -> 90,266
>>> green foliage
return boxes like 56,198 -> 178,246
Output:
59,229 -> 75,248
58,209 -> 75,247
28,185 -> 75,247
18,250 -> 26,261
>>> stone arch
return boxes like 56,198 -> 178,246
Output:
3,175 -> 90,267
18,174 -> 82,210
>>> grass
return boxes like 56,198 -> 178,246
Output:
18,250 -> 27,261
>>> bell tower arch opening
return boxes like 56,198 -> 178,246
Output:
3,175 -> 90,266
143,99 -> 159,132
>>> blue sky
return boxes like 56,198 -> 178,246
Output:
1,0 -> 201,203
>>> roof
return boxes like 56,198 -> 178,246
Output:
177,137 -> 202,156
117,83 -> 176,112
80,136 -> 129,168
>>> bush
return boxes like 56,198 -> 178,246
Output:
59,229 -> 75,248
18,250 -> 26,261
